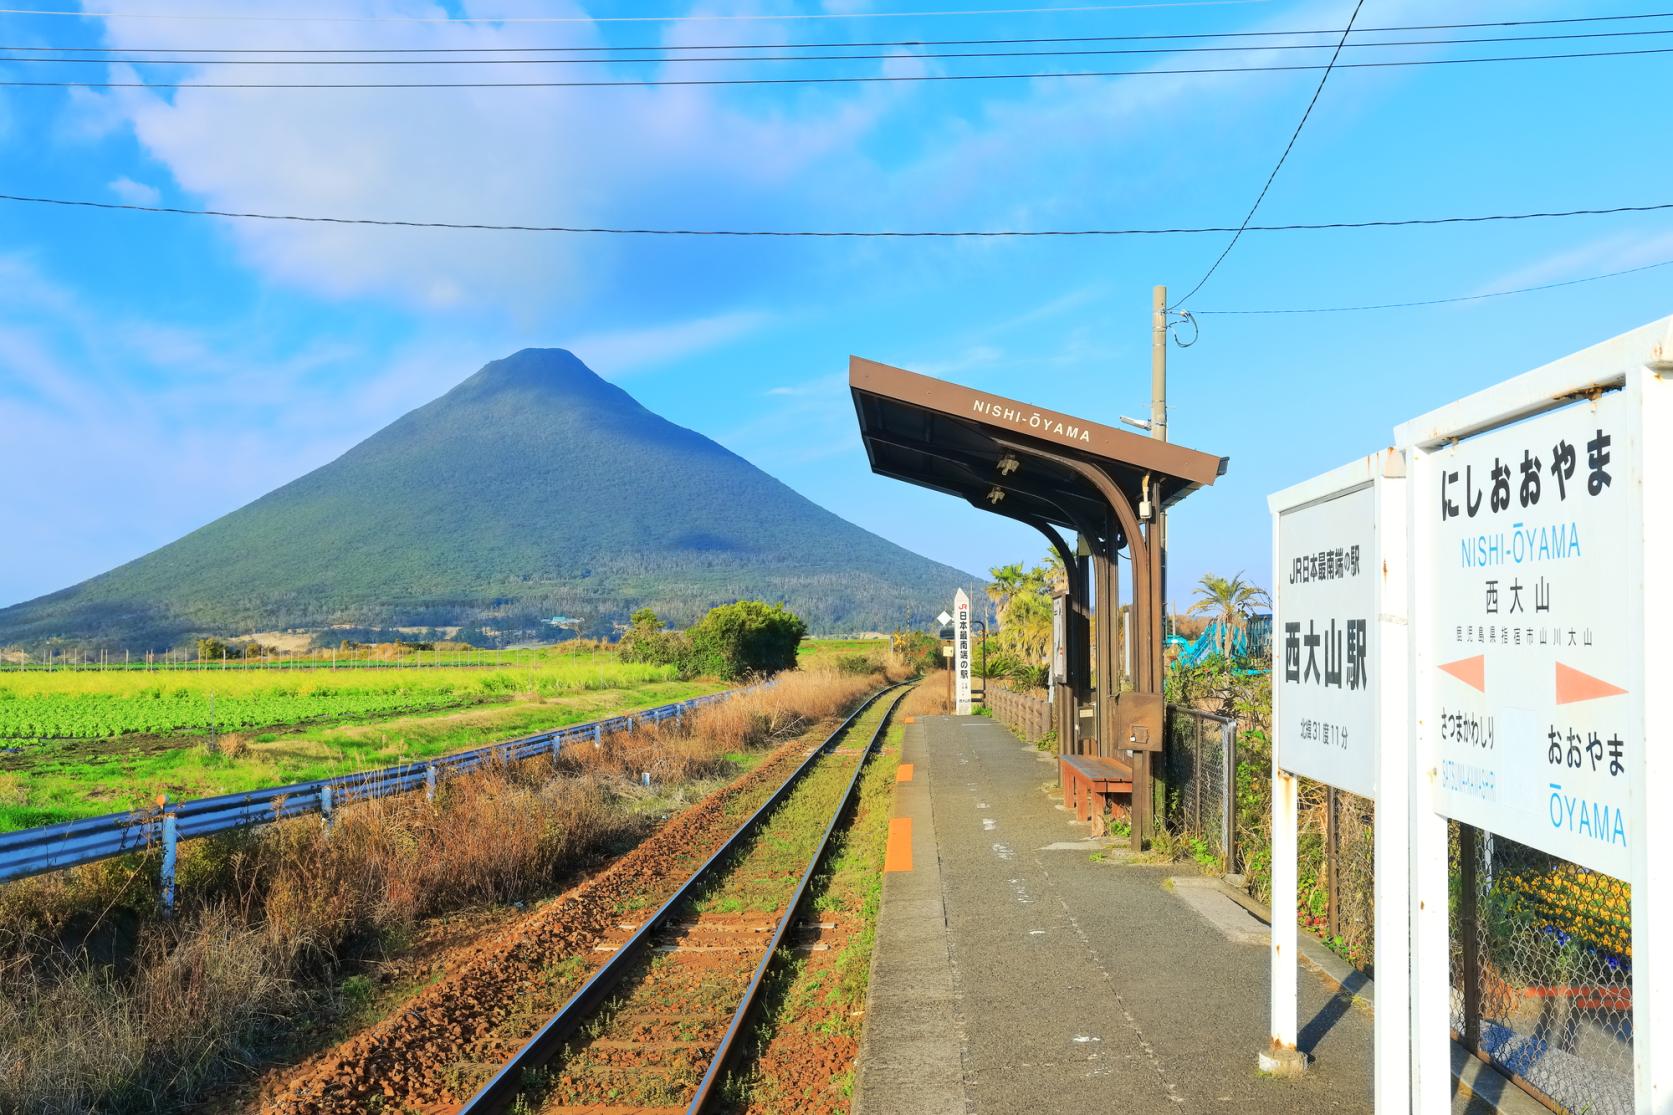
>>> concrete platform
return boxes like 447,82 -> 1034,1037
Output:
854,715 -> 1523,1115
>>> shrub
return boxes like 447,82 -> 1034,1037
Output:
617,610 -> 695,675
686,601 -> 807,681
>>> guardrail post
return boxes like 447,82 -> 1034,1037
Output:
593,722 -> 603,749
159,809 -> 177,916
320,785 -> 334,835
551,735 -> 562,766
426,764 -> 438,802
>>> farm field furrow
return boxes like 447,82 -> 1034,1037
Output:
0,658 -> 677,740
0,657 -> 716,830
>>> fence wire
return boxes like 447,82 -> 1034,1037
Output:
1162,707 -> 1233,861
1450,822 -> 1634,1115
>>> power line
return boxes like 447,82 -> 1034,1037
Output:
1,191 -> 1667,237
1193,256 -> 1673,315
7,10 -> 1669,54
0,1 -> 1273,24
1169,0 -> 1364,309
5,43 -> 1670,88
11,28 -> 1673,67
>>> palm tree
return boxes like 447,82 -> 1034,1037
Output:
1186,572 -> 1271,662
985,562 -> 1028,619
1039,548 -> 1067,592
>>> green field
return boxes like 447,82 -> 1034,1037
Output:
0,656 -> 677,740
0,652 -> 721,831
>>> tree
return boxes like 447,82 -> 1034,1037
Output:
1185,573 -> 1271,662
688,601 -> 807,680
196,636 -> 227,662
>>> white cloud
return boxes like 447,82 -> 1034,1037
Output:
0,253 -> 494,608
68,0 -> 901,316
108,176 -> 162,206
566,309 -> 774,377
1466,229 -> 1673,298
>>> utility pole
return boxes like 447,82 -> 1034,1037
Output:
1146,284 -> 1170,849
1151,282 -> 1169,635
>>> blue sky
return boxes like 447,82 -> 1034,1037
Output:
1,0 -> 1669,618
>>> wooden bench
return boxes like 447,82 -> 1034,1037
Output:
1058,754 -> 1134,837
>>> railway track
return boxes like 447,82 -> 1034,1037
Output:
458,681 -> 910,1115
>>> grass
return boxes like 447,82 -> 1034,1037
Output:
716,692 -> 913,1114
0,650 -> 672,739
0,667 -> 882,1115
0,656 -> 717,830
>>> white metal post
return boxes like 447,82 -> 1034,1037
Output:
1374,461 -> 1412,1114
159,809 -> 177,915
1404,440 -> 1453,1113
319,785 -> 334,834
1264,766 -> 1303,1071
1630,353 -> 1670,1114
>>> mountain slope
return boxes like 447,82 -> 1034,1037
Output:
0,349 -> 976,647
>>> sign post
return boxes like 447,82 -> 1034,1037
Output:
954,589 -> 973,715
1266,449 -> 1409,1105
1396,316 -> 1672,1115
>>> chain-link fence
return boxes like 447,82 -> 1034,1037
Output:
1296,782 -> 1376,969
1161,707 -> 1234,863
1450,822 -> 1634,1115
1167,709 -> 1632,1111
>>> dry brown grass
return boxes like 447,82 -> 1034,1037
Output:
901,679 -> 952,717
0,668 -> 883,1115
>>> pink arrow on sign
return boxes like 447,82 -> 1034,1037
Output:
1555,662 -> 1628,705
1438,655 -> 1486,692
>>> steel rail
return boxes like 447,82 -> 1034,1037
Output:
458,681 -> 908,1115
686,683 -> 908,1111
0,685 -> 753,886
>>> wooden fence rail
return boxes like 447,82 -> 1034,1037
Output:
987,683 -> 1052,745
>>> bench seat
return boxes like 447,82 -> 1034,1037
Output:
1058,754 -> 1133,836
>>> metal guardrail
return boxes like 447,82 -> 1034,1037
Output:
0,687 -> 749,900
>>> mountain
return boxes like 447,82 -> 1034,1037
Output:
0,349 -> 978,649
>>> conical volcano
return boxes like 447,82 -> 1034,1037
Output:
0,349 -> 975,647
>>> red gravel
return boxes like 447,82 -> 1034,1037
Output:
256,730 -> 833,1115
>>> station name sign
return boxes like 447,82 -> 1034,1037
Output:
1422,395 -> 1635,879
969,398 -> 1093,444
1270,462 -> 1396,801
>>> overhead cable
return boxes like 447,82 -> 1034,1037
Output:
10,28 -> 1673,67
1193,257 -> 1673,314
4,43 -> 1670,87
0,1 -> 1274,24
1168,0 -> 1364,309
6,9 -> 1668,53
2,191 -> 1668,237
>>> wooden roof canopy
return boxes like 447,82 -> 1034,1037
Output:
849,356 -> 1228,551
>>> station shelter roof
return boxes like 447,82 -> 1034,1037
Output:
849,356 -> 1228,545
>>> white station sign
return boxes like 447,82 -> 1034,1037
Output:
1271,468 -> 1386,799
1423,393 -> 1637,878
953,589 -> 972,715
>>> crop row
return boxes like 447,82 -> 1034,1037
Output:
0,690 -> 495,740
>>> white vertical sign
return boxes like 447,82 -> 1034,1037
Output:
1271,477 -> 1380,799
1265,450 -> 1409,1109
1420,396 -> 1635,878
954,589 -> 972,715
1397,315 -> 1671,1115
